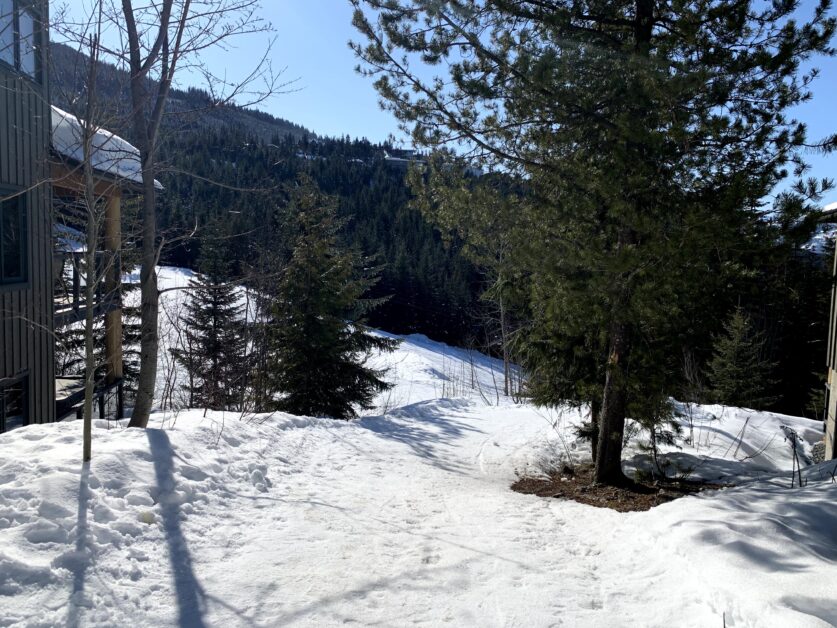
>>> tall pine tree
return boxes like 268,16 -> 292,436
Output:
352,0 -> 836,485
265,176 -> 397,419
171,233 -> 247,410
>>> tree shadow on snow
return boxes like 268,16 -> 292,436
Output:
271,559 -> 477,625
360,399 -> 484,474
147,430 -> 264,628
624,452 -> 770,483
66,462 -> 92,628
706,486 -> 837,563
147,429 -> 209,628
780,595 -> 837,625
669,479 -> 837,575
683,423 -> 784,468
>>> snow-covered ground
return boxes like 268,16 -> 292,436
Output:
1,267 -> 836,627
805,200 -> 837,254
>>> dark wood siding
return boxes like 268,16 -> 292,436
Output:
0,0 -> 52,425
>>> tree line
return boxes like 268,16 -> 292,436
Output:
51,1 -> 835,485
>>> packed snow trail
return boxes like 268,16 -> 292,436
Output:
1,400 -> 835,625
1,319 -> 836,626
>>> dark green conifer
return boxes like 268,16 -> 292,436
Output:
171,232 -> 246,410
267,176 -> 397,419
352,0 -> 835,485
708,307 -> 777,410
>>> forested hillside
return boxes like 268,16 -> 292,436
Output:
50,42 -> 310,141
49,42 -> 482,345
155,131 -> 480,343
49,39 -> 832,419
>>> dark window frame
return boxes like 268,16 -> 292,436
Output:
0,189 -> 29,288
0,374 -> 28,433
0,0 -> 41,83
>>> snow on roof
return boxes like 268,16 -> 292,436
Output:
804,201 -> 837,254
50,105 -> 163,190
53,222 -> 86,253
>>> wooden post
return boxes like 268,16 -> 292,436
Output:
104,190 -> 123,386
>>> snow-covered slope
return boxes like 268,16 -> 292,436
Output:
1,266 -> 835,627
805,200 -> 837,254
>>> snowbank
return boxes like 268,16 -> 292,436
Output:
623,402 -> 826,482
2,315 -> 836,626
1,402 -> 834,626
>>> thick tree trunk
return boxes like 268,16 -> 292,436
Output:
592,0 -> 654,486
128,171 -> 159,427
594,222 -> 636,485
594,315 -> 630,485
121,0 -> 178,427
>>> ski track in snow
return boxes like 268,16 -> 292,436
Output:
1,266 -> 835,627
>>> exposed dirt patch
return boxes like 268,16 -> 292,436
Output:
511,463 -> 727,512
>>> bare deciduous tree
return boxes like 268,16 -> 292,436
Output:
59,0 -> 284,428
52,0 -> 127,460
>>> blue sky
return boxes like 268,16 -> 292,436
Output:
58,1 -> 837,202
212,2 -> 399,142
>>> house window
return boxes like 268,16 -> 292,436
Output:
0,377 -> 27,433
1,194 -> 27,284
0,0 -> 40,81
17,5 -> 33,76
0,0 -> 13,67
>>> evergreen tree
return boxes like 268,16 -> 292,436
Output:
266,177 -> 397,419
352,0 -> 835,485
171,236 -> 246,410
120,284 -> 142,402
708,307 -> 777,410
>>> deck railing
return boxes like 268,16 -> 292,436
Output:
55,374 -> 124,422
53,250 -> 121,328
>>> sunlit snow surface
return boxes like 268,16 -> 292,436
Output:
1,266 -> 835,627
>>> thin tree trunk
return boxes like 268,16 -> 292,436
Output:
82,225 -> 97,461
81,32 -> 101,461
129,171 -> 159,427
499,291 -> 510,397
589,397 -> 600,463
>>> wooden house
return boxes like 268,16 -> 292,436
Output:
49,104 -> 137,423
1,1 -> 151,433
0,0 -> 52,432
